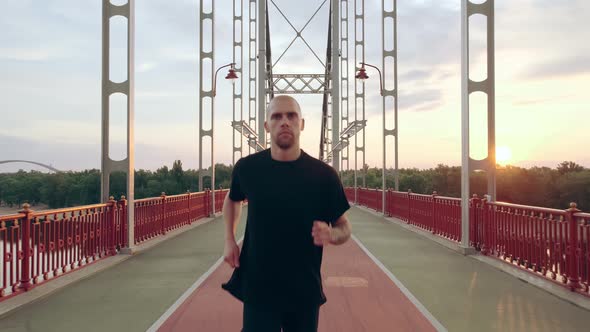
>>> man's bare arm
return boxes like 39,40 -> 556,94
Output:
222,192 -> 243,268
223,192 -> 242,242
329,214 -> 352,245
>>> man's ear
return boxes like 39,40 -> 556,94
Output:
301,118 -> 305,131
264,121 -> 269,133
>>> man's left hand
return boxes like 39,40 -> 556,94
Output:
312,220 -> 332,246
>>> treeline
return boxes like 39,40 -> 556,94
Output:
340,161 -> 589,211
0,160 -> 588,211
0,161 -> 232,209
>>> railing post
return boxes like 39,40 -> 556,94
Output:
471,194 -> 480,250
386,188 -> 391,217
161,192 -> 167,235
407,189 -> 412,223
108,196 -> 117,255
566,202 -> 581,291
210,187 -> 215,217
19,203 -> 33,291
205,188 -> 210,217
481,196 -> 489,255
187,190 -> 192,225
217,186 -> 223,215
432,191 -> 438,234
119,195 -> 128,250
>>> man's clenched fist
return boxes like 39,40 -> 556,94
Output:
312,220 -> 332,246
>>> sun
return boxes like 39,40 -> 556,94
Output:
496,146 -> 512,165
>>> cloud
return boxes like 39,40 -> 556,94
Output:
511,94 -> 576,107
0,134 -> 99,172
400,69 -> 432,82
520,55 -> 590,80
137,62 -> 157,73
399,89 -> 443,111
136,90 -> 192,99
0,48 -> 66,62
0,134 -> 199,172
411,100 -> 444,112
362,87 -> 444,116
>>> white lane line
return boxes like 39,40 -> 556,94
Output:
146,236 -> 244,332
352,234 -> 448,332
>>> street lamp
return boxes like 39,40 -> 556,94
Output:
209,62 -> 239,216
356,61 -> 399,215
213,62 -> 238,97
355,62 -> 383,96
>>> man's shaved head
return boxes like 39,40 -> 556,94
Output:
264,95 -> 305,150
266,95 -> 302,120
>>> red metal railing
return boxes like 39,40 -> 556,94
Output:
3,186 -> 586,301
351,187 -> 590,297
388,191 -> 408,221
575,212 -> 590,293
434,194 -> 462,242
1,190 -> 217,302
473,201 -> 590,296
135,191 -> 212,245
214,189 -> 229,214
344,187 -> 355,203
477,200 -> 569,286
0,201 -> 123,301
356,188 -> 382,212
1,212 -> 25,298
190,191 -> 209,221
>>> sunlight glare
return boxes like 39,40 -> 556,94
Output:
496,146 -> 512,165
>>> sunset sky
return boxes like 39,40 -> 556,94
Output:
0,0 -> 588,172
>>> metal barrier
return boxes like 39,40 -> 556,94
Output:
214,189 -> 229,214
0,200 -> 122,301
350,187 -> 590,297
134,191 -> 210,245
0,189 -> 220,302
3,187 -> 586,301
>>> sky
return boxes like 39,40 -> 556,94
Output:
0,0 -> 588,173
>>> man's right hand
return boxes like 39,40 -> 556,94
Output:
223,240 -> 240,268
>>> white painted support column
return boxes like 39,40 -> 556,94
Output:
101,0 -> 135,252
257,0 -> 266,147
331,0 -> 341,172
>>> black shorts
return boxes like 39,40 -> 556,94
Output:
242,301 -> 320,332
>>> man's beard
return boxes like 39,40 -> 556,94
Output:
275,133 -> 294,149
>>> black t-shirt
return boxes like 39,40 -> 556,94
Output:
221,149 -> 350,309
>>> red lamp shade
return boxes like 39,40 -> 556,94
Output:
355,66 -> 369,80
225,67 -> 238,81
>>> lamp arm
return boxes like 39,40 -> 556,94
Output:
212,62 -> 236,97
360,62 -> 384,96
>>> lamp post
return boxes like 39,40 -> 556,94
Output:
209,62 -> 238,216
355,62 -> 398,215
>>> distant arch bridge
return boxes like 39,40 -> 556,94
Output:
0,160 -> 62,173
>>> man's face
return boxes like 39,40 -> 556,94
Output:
264,98 -> 305,150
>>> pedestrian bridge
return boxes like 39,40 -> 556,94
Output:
1,189 -> 589,331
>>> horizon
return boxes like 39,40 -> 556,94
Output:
1,158 -> 586,174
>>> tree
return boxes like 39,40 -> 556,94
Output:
171,160 -> 184,187
214,163 -> 233,189
557,161 -> 584,175
555,171 -> 590,210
